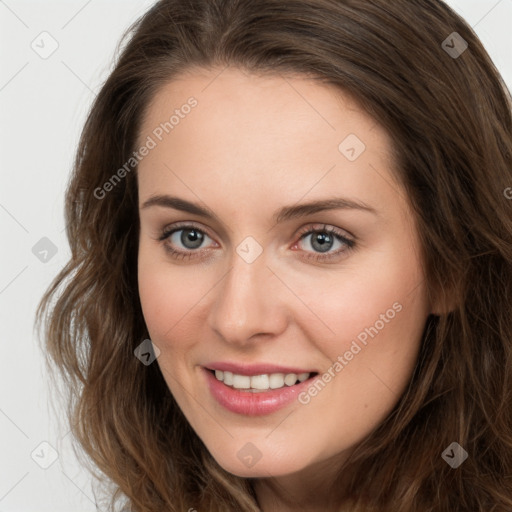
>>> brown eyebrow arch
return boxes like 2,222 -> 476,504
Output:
140,195 -> 378,224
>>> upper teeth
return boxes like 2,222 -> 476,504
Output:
214,370 -> 310,391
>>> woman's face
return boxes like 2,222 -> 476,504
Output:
137,66 -> 431,479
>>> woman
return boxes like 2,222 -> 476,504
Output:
37,0 -> 512,510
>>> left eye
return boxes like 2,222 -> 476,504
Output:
295,226 -> 354,255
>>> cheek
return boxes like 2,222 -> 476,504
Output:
137,244 -> 216,347
297,255 -> 421,343
137,244 -> 184,341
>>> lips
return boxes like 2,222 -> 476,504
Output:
204,361 -> 317,376
201,362 -> 320,415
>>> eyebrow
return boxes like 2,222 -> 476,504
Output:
140,194 -> 378,224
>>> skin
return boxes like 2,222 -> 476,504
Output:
136,66 -> 433,511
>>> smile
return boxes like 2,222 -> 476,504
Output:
202,366 -> 320,416
211,369 -> 311,392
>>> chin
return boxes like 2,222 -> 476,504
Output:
210,448 -> 307,479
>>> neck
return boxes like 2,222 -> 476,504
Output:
251,452 -> 353,512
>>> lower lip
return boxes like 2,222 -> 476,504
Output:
203,367 -> 318,416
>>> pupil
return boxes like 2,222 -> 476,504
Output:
182,229 -> 203,249
312,232 -> 332,253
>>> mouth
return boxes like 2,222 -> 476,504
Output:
206,368 -> 319,393
202,365 -> 320,416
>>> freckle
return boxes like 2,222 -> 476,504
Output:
364,403 -> 368,408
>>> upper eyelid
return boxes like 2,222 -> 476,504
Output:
161,221 -> 354,245
161,221 -> 214,239
296,223 -> 354,240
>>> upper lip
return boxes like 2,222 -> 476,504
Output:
204,362 -> 317,376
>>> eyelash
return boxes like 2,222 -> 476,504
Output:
157,221 -> 356,263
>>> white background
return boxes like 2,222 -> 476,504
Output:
1,1 -> 511,510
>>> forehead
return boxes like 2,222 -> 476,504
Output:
136,66 -> 404,222
139,66 -> 389,154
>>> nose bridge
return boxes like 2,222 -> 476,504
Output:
208,241 -> 284,343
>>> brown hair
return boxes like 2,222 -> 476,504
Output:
36,0 -> 512,510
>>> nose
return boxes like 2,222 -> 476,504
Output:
207,247 -> 288,346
